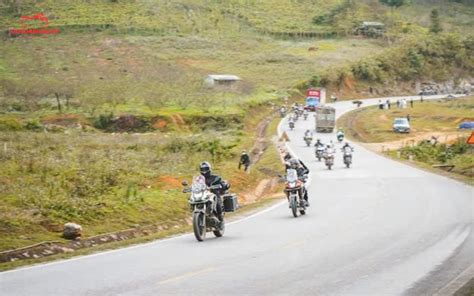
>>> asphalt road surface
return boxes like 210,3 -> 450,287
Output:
1,95 -> 472,296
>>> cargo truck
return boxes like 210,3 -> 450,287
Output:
315,105 -> 335,133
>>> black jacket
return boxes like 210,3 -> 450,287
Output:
285,160 -> 309,179
240,153 -> 250,164
202,174 -> 228,195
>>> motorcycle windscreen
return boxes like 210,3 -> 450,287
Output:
191,175 -> 207,193
286,169 -> 298,183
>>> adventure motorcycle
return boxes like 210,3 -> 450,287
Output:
283,169 -> 307,217
342,146 -> 354,168
289,121 -> 295,130
325,149 -> 335,170
279,108 -> 286,118
315,146 -> 325,161
182,176 -> 225,241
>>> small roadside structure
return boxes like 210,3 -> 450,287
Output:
354,21 -> 385,38
204,74 -> 241,90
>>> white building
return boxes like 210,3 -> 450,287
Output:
204,75 -> 241,90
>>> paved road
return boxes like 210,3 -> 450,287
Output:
1,96 -> 472,296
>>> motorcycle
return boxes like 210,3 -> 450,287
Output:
279,108 -> 286,118
182,176 -> 225,241
283,169 -> 307,217
315,146 -> 324,161
293,112 -> 299,121
324,149 -> 335,170
342,146 -> 354,168
289,121 -> 295,130
304,136 -> 312,147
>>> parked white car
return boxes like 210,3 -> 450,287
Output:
392,117 -> 410,133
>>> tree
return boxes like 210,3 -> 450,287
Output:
430,9 -> 443,34
379,0 -> 409,8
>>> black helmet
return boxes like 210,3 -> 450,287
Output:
284,152 -> 292,161
199,161 -> 211,176
290,159 -> 299,169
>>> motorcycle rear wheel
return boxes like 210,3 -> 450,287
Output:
192,212 -> 206,242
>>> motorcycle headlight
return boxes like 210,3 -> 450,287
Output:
191,192 -> 203,201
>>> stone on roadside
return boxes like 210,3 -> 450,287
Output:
63,222 -> 82,240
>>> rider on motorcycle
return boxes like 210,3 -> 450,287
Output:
199,161 -> 229,222
324,144 -> 336,157
304,129 -> 312,138
314,139 -> 324,148
336,128 -> 345,141
341,142 -> 353,151
285,158 -> 310,206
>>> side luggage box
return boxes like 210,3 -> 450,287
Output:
223,194 -> 238,212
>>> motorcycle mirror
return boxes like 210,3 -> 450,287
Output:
181,180 -> 188,186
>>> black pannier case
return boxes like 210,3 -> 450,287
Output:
223,194 -> 238,212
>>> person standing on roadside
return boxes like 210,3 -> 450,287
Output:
239,150 -> 251,172
410,99 -> 414,108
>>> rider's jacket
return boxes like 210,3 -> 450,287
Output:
285,160 -> 309,179
202,174 -> 228,195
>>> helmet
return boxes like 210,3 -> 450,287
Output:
290,159 -> 299,169
316,139 -> 321,142
345,142 -> 349,146
242,150 -> 247,155
199,161 -> 211,176
284,153 -> 292,161
326,144 -> 331,148
306,129 -> 310,133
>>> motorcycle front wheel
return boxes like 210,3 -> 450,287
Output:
213,219 -> 225,237
192,212 -> 206,242
290,195 -> 298,218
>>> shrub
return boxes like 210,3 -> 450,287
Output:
93,112 -> 114,130
24,120 -> 43,132
0,117 -> 22,131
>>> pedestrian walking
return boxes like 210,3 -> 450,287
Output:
420,95 -> 424,103
406,114 -> 411,122
410,99 -> 414,108
238,150 -> 251,172
378,100 -> 384,110
396,99 -> 400,109
386,99 -> 391,109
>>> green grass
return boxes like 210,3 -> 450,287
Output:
337,96 -> 474,143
